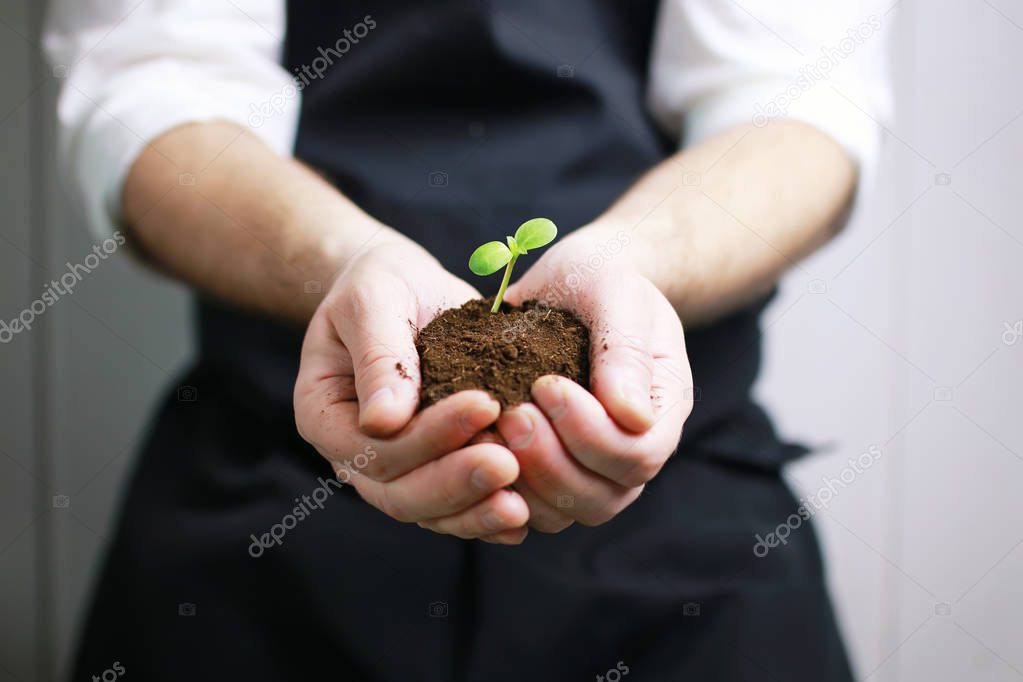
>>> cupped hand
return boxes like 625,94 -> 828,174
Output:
294,240 -> 529,544
497,226 -> 694,532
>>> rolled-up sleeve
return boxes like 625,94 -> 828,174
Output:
43,0 -> 298,239
648,0 -> 892,175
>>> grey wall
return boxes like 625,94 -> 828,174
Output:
0,1 -> 1020,681
759,1 -> 1023,680
0,3 -> 193,681
1,2 -> 42,679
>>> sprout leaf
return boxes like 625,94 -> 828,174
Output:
467,217 -> 559,312
513,218 -> 557,252
469,241 -> 512,276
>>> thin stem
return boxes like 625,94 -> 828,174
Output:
491,253 -> 518,313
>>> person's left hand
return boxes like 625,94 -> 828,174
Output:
495,225 -> 694,533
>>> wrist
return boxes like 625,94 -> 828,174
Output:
332,230 -> 440,289
561,216 -> 692,315
292,198 -> 408,284
553,219 -> 654,277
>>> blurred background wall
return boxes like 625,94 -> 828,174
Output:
1,1 -> 1021,680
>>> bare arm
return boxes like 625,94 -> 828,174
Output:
121,120 -> 411,323
496,119 -> 859,532
582,119 -> 857,325
125,120 -> 529,543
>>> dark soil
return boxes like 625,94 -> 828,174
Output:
416,298 -> 590,408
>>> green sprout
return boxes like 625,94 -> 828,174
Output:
468,218 -> 558,313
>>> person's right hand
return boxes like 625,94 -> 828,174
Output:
294,240 -> 530,544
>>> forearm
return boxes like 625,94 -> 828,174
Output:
121,121 -> 412,323
585,119 -> 857,325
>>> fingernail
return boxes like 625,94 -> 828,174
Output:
364,386 -> 394,416
532,377 -> 567,421
501,408 -> 535,450
470,465 -> 501,491
620,381 -> 652,421
482,510 -> 502,531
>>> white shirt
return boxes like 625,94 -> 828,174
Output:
43,0 -> 891,239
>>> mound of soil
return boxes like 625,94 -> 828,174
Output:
416,298 -> 590,408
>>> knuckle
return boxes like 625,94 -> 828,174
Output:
619,449 -> 664,487
523,455 -> 561,490
378,486 -> 415,523
574,486 -> 642,527
418,427 -> 502,474
359,455 -> 393,482
436,475 -> 464,511
470,511 -> 493,538
571,431 -> 608,462
420,413 -> 461,454
450,514 -> 478,539
530,513 -> 574,534
601,486 -> 644,524
575,504 -> 615,527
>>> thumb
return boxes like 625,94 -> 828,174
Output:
510,263 -> 657,432
334,281 -> 420,438
591,326 -> 655,433
587,278 -> 657,433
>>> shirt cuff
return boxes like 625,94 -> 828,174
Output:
682,78 -> 880,180
59,76 -> 298,241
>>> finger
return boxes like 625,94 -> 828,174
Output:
532,375 -> 684,488
332,274 -> 421,437
512,479 -> 575,534
327,391 -> 500,482
353,443 -> 520,522
497,402 -> 640,526
418,489 -> 529,539
480,530 -> 529,545
470,421 -> 576,532
480,527 -> 530,545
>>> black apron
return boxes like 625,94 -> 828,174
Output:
72,2 -> 852,680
